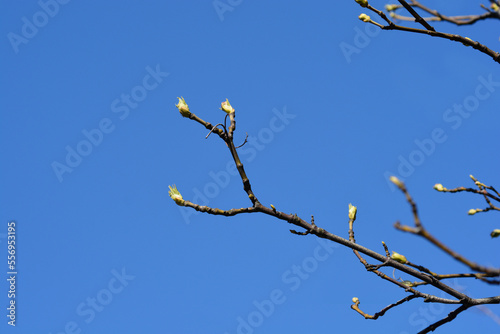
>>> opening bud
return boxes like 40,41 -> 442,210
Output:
168,185 -> 184,205
175,97 -> 191,117
348,203 -> 357,220
220,98 -> 235,113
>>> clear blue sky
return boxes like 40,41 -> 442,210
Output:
1,1 -> 499,333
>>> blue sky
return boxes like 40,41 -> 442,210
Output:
1,1 -> 499,333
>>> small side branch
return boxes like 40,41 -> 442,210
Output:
390,1 -> 500,26
397,0 -> 435,31
355,2 -> 500,64
390,176 -> 500,276
351,295 -> 419,320
181,200 -> 259,216
419,304 -> 472,334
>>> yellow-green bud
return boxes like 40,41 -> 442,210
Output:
391,251 -> 407,264
355,0 -> 368,8
468,209 -> 477,215
358,13 -> 371,22
390,176 -> 404,189
433,183 -> 445,192
175,97 -> 190,117
492,3 -> 499,11
348,203 -> 357,220
352,297 -> 359,303
168,185 -> 184,205
385,4 -> 398,11
475,181 -> 486,188
491,229 -> 500,238
220,98 -> 235,113
402,280 -> 413,287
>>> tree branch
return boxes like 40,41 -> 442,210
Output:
356,2 -> 500,64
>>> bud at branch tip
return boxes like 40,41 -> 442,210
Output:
358,13 -> 371,23
389,176 -> 404,189
355,0 -> 368,8
175,97 -> 191,117
168,185 -> 184,205
433,183 -> 445,192
349,203 -> 357,220
220,98 -> 235,113
468,209 -> 477,215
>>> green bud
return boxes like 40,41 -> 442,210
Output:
433,183 -> 445,192
168,185 -> 184,205
220,98 -> 235,113
358,13 -> 371,22
355,0 -> 368,8
348,203 -> 357,220
391,251 -> 407,264
389,176 -> 404,189
175,97 -> 191,117
468,209 -> 477,215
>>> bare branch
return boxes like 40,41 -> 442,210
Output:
356,2 -> 500,64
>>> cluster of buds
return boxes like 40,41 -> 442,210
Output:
171,97 -> 238,206
175,97 -> 236,116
